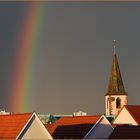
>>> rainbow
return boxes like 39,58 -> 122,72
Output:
9,2 -> 46,113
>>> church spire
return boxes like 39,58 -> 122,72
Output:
106,41 -> 127,95
105,41 -> 128,116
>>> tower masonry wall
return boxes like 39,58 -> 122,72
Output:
105,95 -> 128,116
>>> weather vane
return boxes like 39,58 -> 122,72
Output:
113,40 -> 117,54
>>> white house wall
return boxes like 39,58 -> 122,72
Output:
21,115 -> 52,139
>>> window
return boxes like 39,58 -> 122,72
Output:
116,97 -> 121,108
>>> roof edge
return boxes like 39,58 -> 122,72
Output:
112,106 -> 125,124
83,115 -> 114,139
113,105 -> 138,125
124,105 -> 139,125
34,113 -> 53,139
16,112 -> 35,139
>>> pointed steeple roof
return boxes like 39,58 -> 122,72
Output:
106,46 -> 127,95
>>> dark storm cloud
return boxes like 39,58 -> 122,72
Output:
0,1 -> 140,114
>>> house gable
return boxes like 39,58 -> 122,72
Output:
84,115 -> 113,139
17,113 -> 52,139
113,106 -> 137,125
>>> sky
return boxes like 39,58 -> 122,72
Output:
0,1 -> 140,115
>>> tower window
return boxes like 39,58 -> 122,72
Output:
116,97 -> 121,108
107,98 -> 109,109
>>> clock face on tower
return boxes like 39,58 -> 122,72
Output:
108,97 -> 115,102
111,97 -> 115,101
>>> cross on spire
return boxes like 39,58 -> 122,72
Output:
113,40 -> 117,54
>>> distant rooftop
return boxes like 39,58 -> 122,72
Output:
39,111 -> 86,124
45,115 -> 101,135
0,110 -> 10,115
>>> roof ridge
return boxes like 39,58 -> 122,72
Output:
125,105 -> 140,107
124,106 -> 139,125
57,115 -> 102,118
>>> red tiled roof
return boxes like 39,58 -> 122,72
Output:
0,113 -> 33,139
125,105 -> 140,125
45,123 -> 56,135
109,125 -> 140,139
45,115 -> 101,135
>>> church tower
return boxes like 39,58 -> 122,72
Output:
105,41 -> 128,116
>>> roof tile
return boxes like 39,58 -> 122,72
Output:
0,113 -> 32,139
